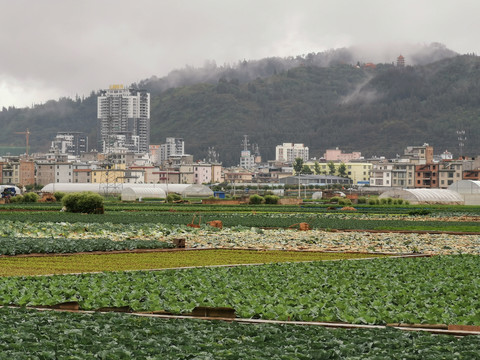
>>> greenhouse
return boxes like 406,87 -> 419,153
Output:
121,187 -> 166,201
448,180 -> 480,205
41,183 -> 213,198
181,184 -> 214,198
379,188 -> 464,205
40,183 -> 123,195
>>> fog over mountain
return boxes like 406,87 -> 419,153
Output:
138,43 -> 457,93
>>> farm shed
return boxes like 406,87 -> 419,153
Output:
379,188 -> 464,205
448,180 -> 480,205
121,187 -> 166,201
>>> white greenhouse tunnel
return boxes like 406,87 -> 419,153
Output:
379,188 -> 464,205
40,183 -> 213,199
120,187 -> 166,201
448,180 -> 480,205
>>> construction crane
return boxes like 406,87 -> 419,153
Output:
14,128 -> 30,157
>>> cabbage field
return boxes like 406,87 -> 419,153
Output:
1,308 -> 480,359
0,201 -> 479,358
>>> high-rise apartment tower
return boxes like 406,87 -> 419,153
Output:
97,85 -> 150,153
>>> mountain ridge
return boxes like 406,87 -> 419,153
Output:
2,46 -> 479,166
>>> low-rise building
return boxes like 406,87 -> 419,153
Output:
194,163 -> 212,184
35,163 -> 56,186
73,169 -> 92,183
369,164 -> 393,187
391,162 -> 415,188
19,160 -> 35,186
279,175 -> 352,186
438,161 -> 463,188
415,163 -> 439,188
224,171 -> 254,184
324,148 -> 362,162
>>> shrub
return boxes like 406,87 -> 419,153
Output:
357,197 -> 367,204
330,196 -> 341,203
9,195 -> 24,203
249,194 -> 264,205
368,199 -> 376,205
386,197 -> 393,205
338,198 -> 352,206
62,192 -> 104,214
396,199 -> 404,205
264,195 -> 279,204
23,192 -> 39,203
54,191 -> 66,202
380,198 -> 388,205
166,193 -> 182,203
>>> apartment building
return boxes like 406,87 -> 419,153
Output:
275,143 -> 309,163
97,85 -> 150,153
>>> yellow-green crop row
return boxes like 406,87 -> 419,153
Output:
0,249 -> 388,277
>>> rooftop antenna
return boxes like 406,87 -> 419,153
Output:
14,128 -> 31,157
242,135 -> 250,151
457,129 -> 466,158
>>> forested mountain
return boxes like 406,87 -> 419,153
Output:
1,47 -> 479,166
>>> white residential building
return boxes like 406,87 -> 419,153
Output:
370,163 -> 393,187
194,163 -> 212,184
50,132 -> 88,156
160,138 -> 184,161
240,150 -> 255,169
275,143 -> 309,163
54,163 -> 73,183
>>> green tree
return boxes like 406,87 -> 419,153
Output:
328,161 -> 336,176
302,165 -> 313,174
314,161 -> 321,175
338,163 -> 347,177
293,158 -> 304,174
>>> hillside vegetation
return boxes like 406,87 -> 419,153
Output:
1,53 -> 479,165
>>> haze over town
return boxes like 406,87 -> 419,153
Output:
1,0 -> 480,109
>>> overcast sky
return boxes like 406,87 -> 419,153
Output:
1,0 -> 479,109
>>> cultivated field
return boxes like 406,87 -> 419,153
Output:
1,201 -> 479,358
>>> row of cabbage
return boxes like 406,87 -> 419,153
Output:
2,308 -> 479,359
3,219 -> 480,256
0,237 -> 174,256
9,201 -> 480,215
2,212 -> 478,232
1,255 -> 480,326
